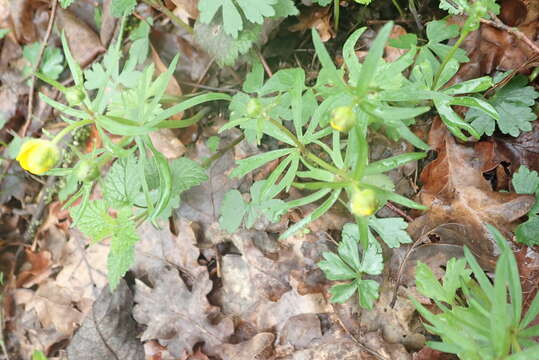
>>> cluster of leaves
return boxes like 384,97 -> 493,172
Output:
412,225 -> 539,359
195,0 -> 298,65
35,22 -> 227,289
512,166 -> 539,246
318,221 -> 411,309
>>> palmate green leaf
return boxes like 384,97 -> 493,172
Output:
516,215 -> 539,246
198,0 -> 276,38
194,21 -> 261,66
368,217 -> 412,248
23,43 -> 65,81
512,166 -> 539,195
107,207 -> 139,290
466,75 -> 539,137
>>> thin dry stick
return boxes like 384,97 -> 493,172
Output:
480,13 -> 539,54
257,49 -> 273,77
21,0 -> 59,137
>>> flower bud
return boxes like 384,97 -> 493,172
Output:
330,106 -> 356,132
65,87 -> 85,106
75,159 -> 100,182
350,188 -> 378,217
246,98 -> 262,117
16,139 -> 60,175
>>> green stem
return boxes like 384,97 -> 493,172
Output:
357,215 -> 369,250
51,119 -> 93,144
141,0 -> 193,34
391,0 -> 405,18
352,122 -> 368,180
333,0 -> 340,33
432,29 -> 469,89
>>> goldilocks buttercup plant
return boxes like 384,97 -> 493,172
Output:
218,13 -> 509,308
17,22 -> 229,290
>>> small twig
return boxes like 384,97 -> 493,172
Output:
481,13 -> 539,54
202,134 -> 245,169
257,49 -> 273,77
21,0 -> 59,138
384,201 -> 414,223
326,300 -> 388,360
177,81 -> 239,93
389,234 -> 429,308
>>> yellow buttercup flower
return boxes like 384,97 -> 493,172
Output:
16,139 -> 60,175
330,106 -> 356,132
350,188 -> 378,217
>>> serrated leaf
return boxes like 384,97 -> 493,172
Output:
512,166 -> 539,195
102,155 -> 142,205
516,215 -> 539,246
368,217 -> 412,248
194,21 -> 260,66
111,0 -> 136,17
107,207 -> 139,290
198,0 -> 276,38
466,75 -> 539,137
70,200 -> 115,242
359,241 -> 383,275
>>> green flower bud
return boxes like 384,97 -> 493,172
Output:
65,87 -> 86,106
246,98 -> 262,117
350,188 -> 378,217
330,106 -> 356,132
75,159 -> 100,182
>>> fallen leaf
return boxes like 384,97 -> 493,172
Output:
66,279 -> 144,360
289,7 -> 334,42
56,9 -> 105,67
409,118 -> 535,269
215,332 -> 275,360
16,249 -> 52,288
133,268 -> 234,357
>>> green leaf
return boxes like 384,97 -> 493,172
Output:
23,43 -> 65,81
443,76 -> 493,95
243,59 -> 264,93
207,136 -> 221,153
32,351 -> 48,360
521,289 -> 539,329
231,148 -> 294,178
329,282 -> 358,303
416,258 -> 471,305
129,18 -> 152,65
516,215 -> 539,246
357,279 -> 379,310
356,21 -> 393,95
219,190 -> 247,233
102,154 -> 141,205
70,200 -> 115,242
0,29 -> 10,39
61,32 -> 84,88
198,0 -> 276,38
360,241 -> 383,275
343,27 -> 367,85
506,346 -> 539,360
194,21 -> 261,66
111,0 -> 136,17
512,166 -> 539,195
338,230 -> 362,270
107,207 -> 139,290
368,217 -> 412,248
466,75 -> 539,137
272,0 -> 299,17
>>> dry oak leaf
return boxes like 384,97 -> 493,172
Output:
133,268 -> 234,358
409,119 -> 535,269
